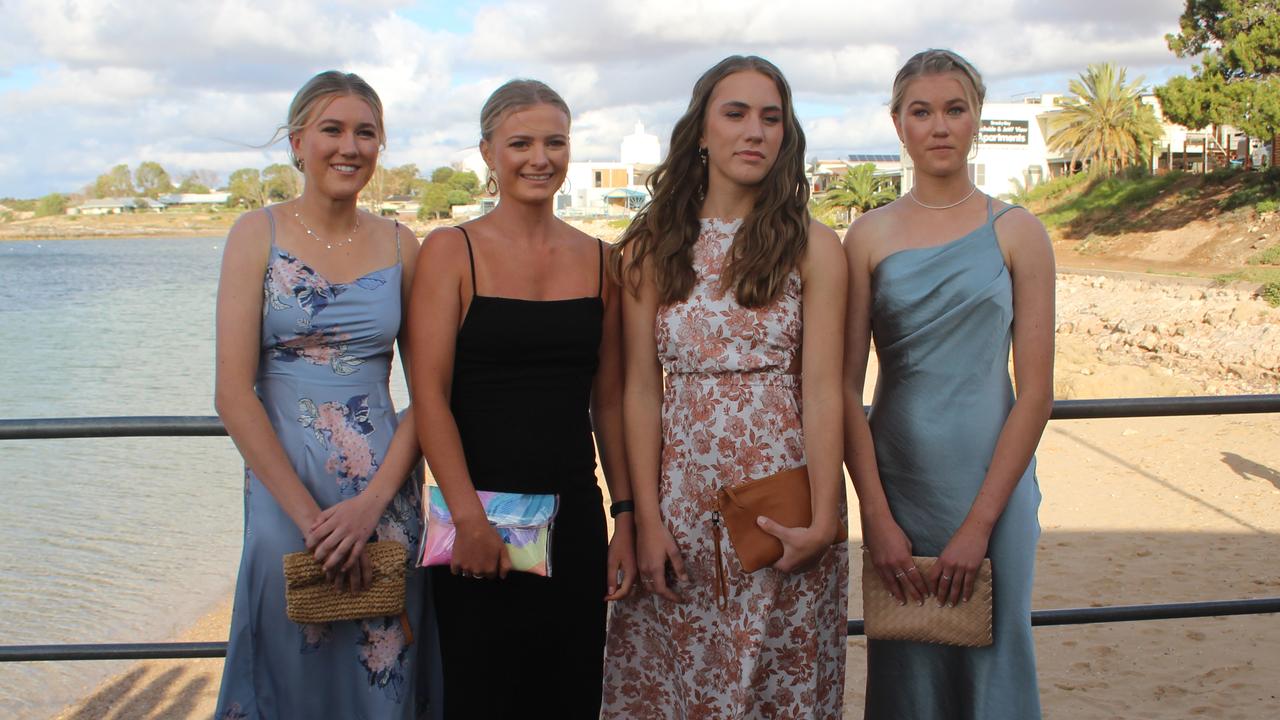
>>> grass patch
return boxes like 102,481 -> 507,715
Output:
1263,282 -> 1280,307
1216,168 -> 1280,211
608,217 -> 631,230
1040,172 -> 1181,229
1249,244 -> 1280,266
1256,199 -> 1279,214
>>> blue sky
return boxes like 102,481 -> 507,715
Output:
0,0 -> 1194,198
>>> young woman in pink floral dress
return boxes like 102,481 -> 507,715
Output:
602,55 -> 849,718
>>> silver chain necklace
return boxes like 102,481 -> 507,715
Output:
293,210 -> 360,250
908,184 -> 978,210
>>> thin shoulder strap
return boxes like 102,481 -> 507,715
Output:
985,195 -> 994,221
596,239 -> 605,299
456,226 -> 477,295
265,206 -> 277,246
992,204 -> 1020,223
393,219 -> 402,263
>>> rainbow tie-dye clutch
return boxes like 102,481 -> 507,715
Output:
419,486 -> 558,577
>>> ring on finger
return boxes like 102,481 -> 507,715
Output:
893,570 -> 906,578
905,566 -> 918,574
941,574 -> 952,581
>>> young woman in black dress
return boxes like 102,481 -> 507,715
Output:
408,79 -> 634,718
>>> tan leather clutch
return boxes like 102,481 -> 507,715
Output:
861,550 -> 993,647
715,465 -> 848,574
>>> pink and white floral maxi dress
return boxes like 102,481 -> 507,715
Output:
602,218 -> 849,719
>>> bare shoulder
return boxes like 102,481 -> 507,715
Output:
418,225 -> 472,277
223,208 -> 273,267
801,218 -> 847,287
805,217 -> 844,263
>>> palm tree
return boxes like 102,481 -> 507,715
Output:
1048,63 -> 1164,175
819,163 -> 898,224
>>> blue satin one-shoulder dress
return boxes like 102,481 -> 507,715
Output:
864,198 -> 1043,720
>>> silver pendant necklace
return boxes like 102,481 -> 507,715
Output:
909,184 -> 978,210
293,210 -> 360,250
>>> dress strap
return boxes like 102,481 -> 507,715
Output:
265,206 -> 277,246
456,226 -> 478,295
985,195 -> 994,221
394,219 -> 402,263
992,204 -> 1021,223
596,239 -> 605,299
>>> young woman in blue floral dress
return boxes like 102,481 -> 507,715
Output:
214,71 -> 431,719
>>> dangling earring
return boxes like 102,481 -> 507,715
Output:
699,147 -> 708,166
486,172 -> 499,195
969,133 -> 980,160
295,157 -> 305,171
559,177 -> 572,194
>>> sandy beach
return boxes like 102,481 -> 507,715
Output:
49,270 -> 1280,719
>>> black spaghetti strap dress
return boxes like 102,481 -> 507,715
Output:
429,226 -> 608,719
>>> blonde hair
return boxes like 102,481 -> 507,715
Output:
479,79 -> 571,142
890,49 -> 986,118
277,71 -> 386,170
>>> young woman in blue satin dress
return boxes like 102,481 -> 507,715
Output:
214,71 -> 431,719
843,49 -> 1056,719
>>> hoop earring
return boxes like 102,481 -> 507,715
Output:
559,177 -> 572,194
486,174 -> 499,195
969,133 -> 980,160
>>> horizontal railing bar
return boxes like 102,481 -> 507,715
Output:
0,641 -> 226,662
845,596 -> 1280,637
5,597 -> 1277,662
0,416 -> 225,440
3,395 -> 1279,440
1048,394 -> 1280,420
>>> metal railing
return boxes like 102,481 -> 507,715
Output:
2,393 -> 1278,663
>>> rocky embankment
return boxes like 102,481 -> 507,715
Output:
1054,272 -> 1278,399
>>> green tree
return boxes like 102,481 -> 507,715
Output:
1157,0 -> 1280,164
387,164 -> 420,196
227,168 -> 266,208
430,166 -> 455,184
1048,63 -> 1164,175
176,171 -> 212,194
35,193 -> 67,217
447,170 -> 480,195
262,163 -> 302,202
92,164 -> 136,198
134,161 -> 173,198
417,183 -> 452,220
819,163 -> 897,224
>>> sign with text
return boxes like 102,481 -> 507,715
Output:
980,119 -> 1029,145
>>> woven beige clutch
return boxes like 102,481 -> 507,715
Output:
283,541 -> 407,624
861,551 -> 993,647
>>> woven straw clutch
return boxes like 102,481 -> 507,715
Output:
283,541 -> 407,624
861,551 -> 993,647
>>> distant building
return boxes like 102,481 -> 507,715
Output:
67,197 -> 166,215
810,154 -> 902,194
158,192 -> 231,206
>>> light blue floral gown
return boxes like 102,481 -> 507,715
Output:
215,208 -> 428,719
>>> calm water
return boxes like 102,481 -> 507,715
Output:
0,237 -> 409,718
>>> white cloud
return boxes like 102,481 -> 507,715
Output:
0,0 -> 1197,197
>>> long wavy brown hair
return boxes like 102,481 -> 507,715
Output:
612,55 -> 810,308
